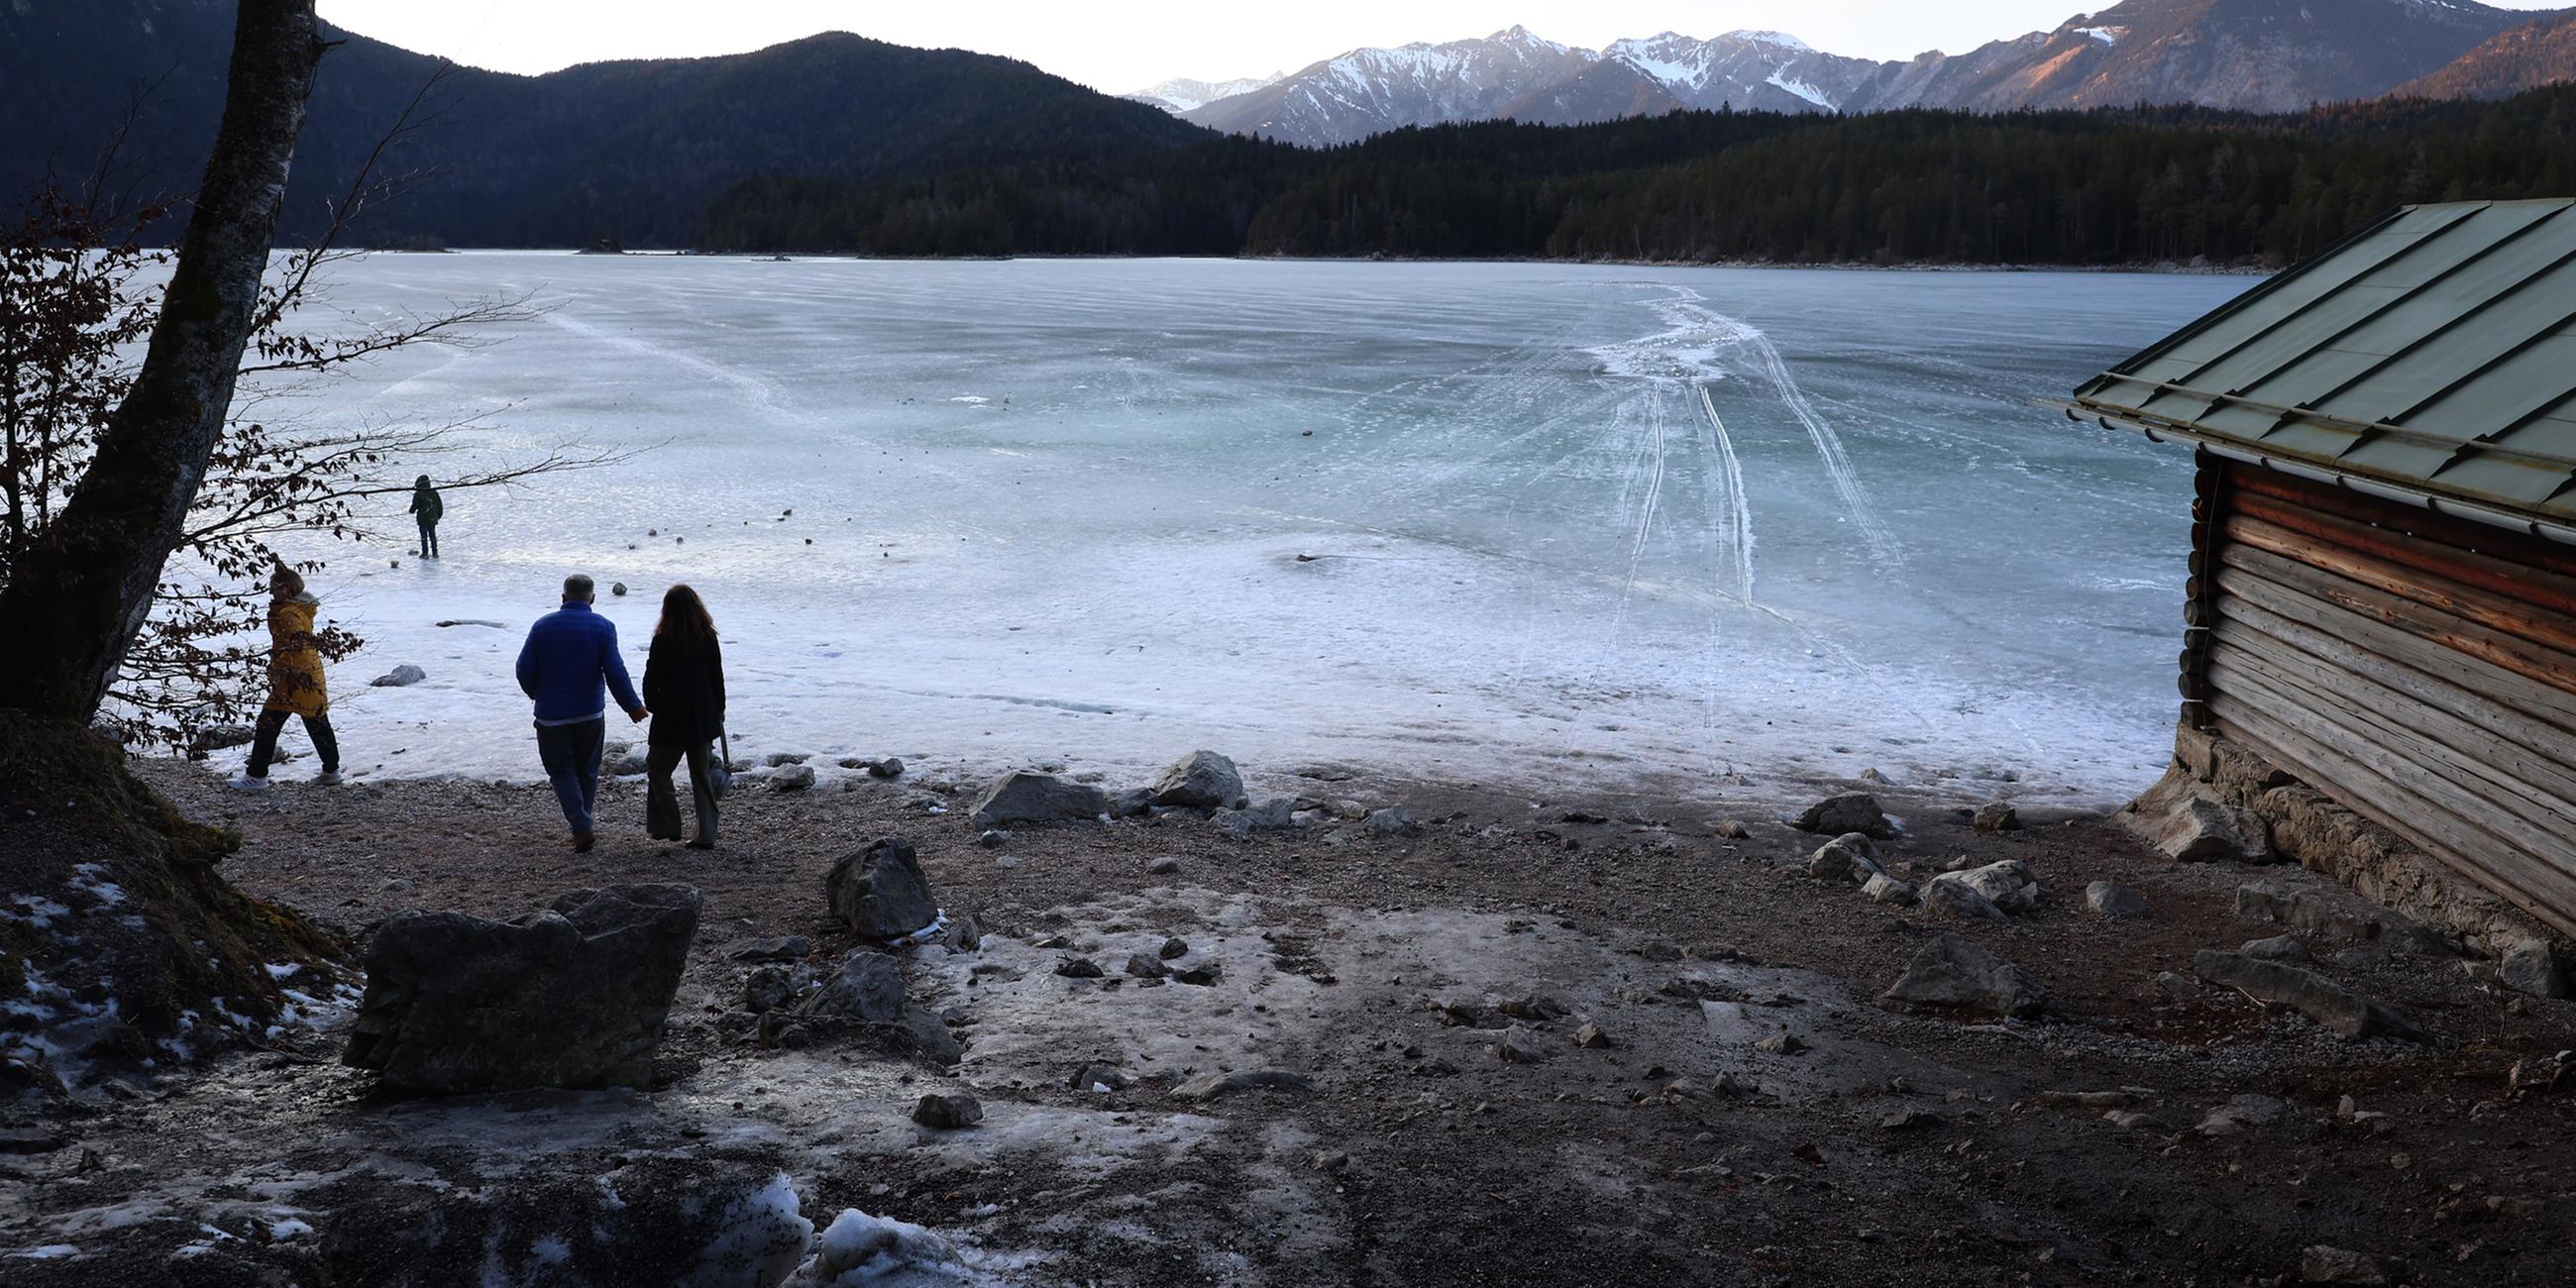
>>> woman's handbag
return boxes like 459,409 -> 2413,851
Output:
708,732 -> 734,801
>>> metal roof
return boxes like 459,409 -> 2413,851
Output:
2069,199 -> 2576,533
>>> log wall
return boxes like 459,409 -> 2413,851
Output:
2202,462 -> 2576,935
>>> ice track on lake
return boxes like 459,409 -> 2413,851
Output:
197,256 -> 2249,801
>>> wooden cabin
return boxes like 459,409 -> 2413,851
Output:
2067,198 -> 2576,944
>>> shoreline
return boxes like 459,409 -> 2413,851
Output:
358,246 -> 2277,276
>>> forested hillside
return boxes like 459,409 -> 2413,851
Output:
702,89 -> 2576,267
0,1 -> 1209,247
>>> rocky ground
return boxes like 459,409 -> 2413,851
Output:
6,753 -> 2576,1287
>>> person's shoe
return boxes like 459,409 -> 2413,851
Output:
573,832 -> 596,853
229,774 -> 270,793
314,770 -> 345,786
686,837 -> 716,851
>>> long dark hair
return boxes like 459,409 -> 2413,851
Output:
655,584 -> 717,655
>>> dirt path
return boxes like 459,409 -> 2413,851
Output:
5,760 -> 2574,1286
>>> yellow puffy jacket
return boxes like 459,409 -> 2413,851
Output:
265,592 -> 329,717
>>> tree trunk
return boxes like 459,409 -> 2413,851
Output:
0,0 -> 324,720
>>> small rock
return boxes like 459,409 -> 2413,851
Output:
1879,1110 -> 1938,1130
1971,800 -> 2020,833
1214,798 -> 1302,838
2125,777 -> 2271,863
1123,953 -> 1168,980
2498,938 -> 2571,1000
740,965 -> 800,1014
1068,1065 -> 1128,1093
1055,958 -> 1104,979
2241,933 -> 2312,963
1497,1025 -> 1549,1063
1921,859 -> 2039,915
730,935 -> 811,963
1171,1070 -> 1312,1102
978,829 -> 1010,849
2085,881 -> 2149,918
369,664 -> 429,689
1148,750 -> 1244,809
2194,950 -> 2438,1044
969,772 -> 1109,828
1921,878 -> 2005,921
1806,838 -> 1881,884
1174,962 -> 1224,987
1158,937 -> 1189,960
1881,933 -> 2049,1019
1862,874 -> 1916,905
2197,1094 -> 2289,1136
1573,1022 -> 1614,1049
1755,1033 -> 1809,1056
869,757 -> 906,779
2103,1109 -> 2170,1132
2300,1244 -> 2401,1285
1789,793 -> 1892,839
1715,819 -> 1751,841
912,1093 -> 983,1128
765,752 -> 809,767
824,837 -> 940,940
1147,857 -> 1182,876
1362,805 -> 1417,836
1858,768 -> 1891,785
769,764 -> 815,793
610,583 -> 628,596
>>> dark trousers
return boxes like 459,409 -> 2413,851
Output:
417,520 -> 439,559
645,741 -> 720,845
534,717 -> 605,836
247,708 -> 337,778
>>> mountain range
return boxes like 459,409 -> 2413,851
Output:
1139,0 -> 2576,147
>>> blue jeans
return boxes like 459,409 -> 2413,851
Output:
534,717 -> 605,836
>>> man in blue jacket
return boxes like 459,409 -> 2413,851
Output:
515,575 -> 647,851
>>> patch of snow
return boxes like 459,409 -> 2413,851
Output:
6,1244 -> 82,1259
1726,30 -> 1814,53
2076,26 -> 2124,45
791,1209 -> 966,1287
694,1172 -> 813,1288
946,395 -> 989,405
1766,69 -> 1834,108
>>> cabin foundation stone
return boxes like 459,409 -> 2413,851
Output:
2147,723 -> 2565,976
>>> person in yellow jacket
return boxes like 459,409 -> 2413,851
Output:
233,567 -> 344,791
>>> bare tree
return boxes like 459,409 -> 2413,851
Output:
0,0 -> 327,721
0,27 -> 630,746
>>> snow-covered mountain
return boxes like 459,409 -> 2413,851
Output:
1507,30 -> 1887,124
1181,26 -> 1602,146
1124,74 -> 1281,114
1150,2 -> 2560,147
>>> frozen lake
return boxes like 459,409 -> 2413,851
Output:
226,255 -> 2249,802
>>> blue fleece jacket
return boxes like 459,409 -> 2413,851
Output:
515,600 -> 644,724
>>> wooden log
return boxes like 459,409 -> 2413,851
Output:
2233,489 -> 2576,616
2213,569 -> 2576,737
2206,645 -> 2576,851
2227,463 -> 2576,581
2225,513 -> 2576,657
2213,597 -> 2576,791
2217,544 -> 2576,700
2212,698 -> 2576,937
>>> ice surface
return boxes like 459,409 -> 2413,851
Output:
203,256 -> 2247,800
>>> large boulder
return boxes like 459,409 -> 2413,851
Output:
968,772 -> 1108,828
1789,793 -> 1893,839
343,884 -> 699,1092
1881,933 -> 2048,1019
824,837 -> 939,940
795,951 -> 963,1066
2123,774 -> 2272,863
1148,750 -> 1243,809
2193,949 -> 2438,1044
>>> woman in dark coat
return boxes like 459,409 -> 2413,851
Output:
407,475 -> 443,559
641,584 -> 725,848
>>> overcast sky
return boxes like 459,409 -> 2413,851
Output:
316,0 -> 2567,94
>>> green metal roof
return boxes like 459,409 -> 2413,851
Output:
2070,199 -> 2576,530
